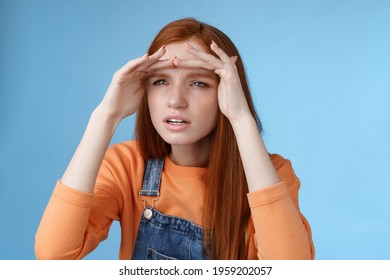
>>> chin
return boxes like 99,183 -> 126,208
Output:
161,136 -> 197,146
159,133 -> 212,148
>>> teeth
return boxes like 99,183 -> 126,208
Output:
168,119 -> 187,124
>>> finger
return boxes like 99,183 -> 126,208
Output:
210,41 -> 232,64
173,58 -> 215,71
135,46 -> 167,71
116,53 -> 150,75
177,56 -> 238,71
145,57 -> 175,72
115,46 -> 167,79
214,68 -> 222,76
147,45 -> 167,61
185,43 -> 224,69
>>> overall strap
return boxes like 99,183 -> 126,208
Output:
139,158 -> 164,197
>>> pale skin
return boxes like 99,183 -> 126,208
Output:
147,39 -> 220,168
61,39 -> 280,194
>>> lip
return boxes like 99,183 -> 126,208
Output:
163,115 -> 191,131
163,115 -> 191,123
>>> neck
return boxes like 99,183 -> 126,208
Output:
169,140 -> 211,167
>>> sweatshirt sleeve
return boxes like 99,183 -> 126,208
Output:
247,154 -> 315,260
35,149 -> 123,260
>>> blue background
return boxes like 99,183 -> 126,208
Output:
1,0 -> 389,260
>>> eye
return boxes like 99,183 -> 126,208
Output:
153,79 -> 168,86
191,81 -> 208,88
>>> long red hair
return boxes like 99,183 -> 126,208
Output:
135,18 -> 262,259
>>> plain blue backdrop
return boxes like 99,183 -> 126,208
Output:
1,0 -> 389,260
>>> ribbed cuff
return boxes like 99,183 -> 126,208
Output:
53,180 -> 94,208
247,182 -> 290,208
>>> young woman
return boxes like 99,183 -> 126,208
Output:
35,18 -> 314,260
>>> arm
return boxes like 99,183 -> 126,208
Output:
228,96 -> 314,259
62,48 -> 170,193
221,85 -> 314,259
183,42 -> 314,259
247,158 -> 315,259
184,41 -> 280,191
230,115 -> 280,191
35,48 -> 173,259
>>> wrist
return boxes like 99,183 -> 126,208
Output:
229,112 -> 257,131
91,106 -> 122,131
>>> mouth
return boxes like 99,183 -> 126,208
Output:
166,118 -> 189,125
163,116 -> 191,131
163,115 -> 191,124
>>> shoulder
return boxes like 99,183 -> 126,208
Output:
269,153 -> 300,189
96,140 -> 145,197
102,140 -> 145,174
106,140 -> 142,157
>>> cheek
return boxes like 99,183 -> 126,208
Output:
147,91 -> 162,123
147,87 -> 163,108
196,95 -> 219,123
147,85 -> 167,109
205,91 -> 219,112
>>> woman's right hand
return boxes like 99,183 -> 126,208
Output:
96,46 -> 173,121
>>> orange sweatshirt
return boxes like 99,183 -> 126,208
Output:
35,141 -> 315,260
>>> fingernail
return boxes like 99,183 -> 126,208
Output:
143,53 -> 149,57
211,40 -> 218,47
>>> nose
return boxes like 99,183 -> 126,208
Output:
168,83 -> 188,109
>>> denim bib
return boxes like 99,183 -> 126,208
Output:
131,158 -> 206,260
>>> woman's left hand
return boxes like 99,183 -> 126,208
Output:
175,41 -> 252,123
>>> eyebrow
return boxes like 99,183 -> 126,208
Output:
149,69 -> 217,80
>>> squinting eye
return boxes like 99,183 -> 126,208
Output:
191,81 -> 208,87
153,79 -> 167,85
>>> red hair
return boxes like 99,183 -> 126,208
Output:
135,18 -> 262,259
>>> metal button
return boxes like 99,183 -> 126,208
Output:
144,208 -> 153,220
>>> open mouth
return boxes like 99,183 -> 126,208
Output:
166,119 -> 189,124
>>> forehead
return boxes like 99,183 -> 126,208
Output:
160,39 -> 207,60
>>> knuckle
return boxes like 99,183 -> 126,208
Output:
113,71 -> 130,84
112,71 -> 123,81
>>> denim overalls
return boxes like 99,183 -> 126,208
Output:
131,158 -> 206,260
